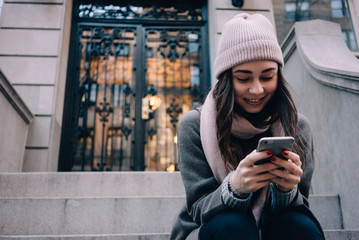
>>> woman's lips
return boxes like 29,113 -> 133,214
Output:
245,97 -> 265,105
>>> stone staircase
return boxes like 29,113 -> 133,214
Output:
0,172 -> 357,239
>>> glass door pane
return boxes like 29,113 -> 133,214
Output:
73,25 -> 137,171
144,28 -> 203,171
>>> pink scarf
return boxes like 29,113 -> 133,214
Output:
200,89 -> 284,225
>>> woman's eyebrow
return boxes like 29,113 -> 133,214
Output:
262,67 -> 277,73
233,67 -> 277,74
233,69 -> 252,74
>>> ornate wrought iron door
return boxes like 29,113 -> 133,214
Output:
58,1 -> 209,171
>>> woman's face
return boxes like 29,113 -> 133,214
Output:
232,60 -> 278,114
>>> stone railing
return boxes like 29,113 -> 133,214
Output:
281,19 -> 359,229
0,69 -> 33,172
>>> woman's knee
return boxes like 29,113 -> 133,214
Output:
266,211 -> 324,240
211,212 -> 256,232
278,211 -> 320,230
199,212 -> 258,240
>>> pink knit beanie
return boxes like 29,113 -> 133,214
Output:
214,13 -> 284,79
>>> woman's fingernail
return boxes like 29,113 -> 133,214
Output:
270,156 -> 276,161
283,151 -> 289,156
267,151 -> 273,155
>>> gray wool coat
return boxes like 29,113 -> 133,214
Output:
170,109 -> 323,240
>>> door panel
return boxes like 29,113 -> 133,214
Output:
73,25 -> 137,171
143,28 -> 202,171
59,1 -> 208,171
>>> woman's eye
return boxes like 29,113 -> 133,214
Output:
236,77 -> 249,82
261,76 -> 273,81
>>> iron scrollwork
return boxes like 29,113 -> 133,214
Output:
166,98 -> 182,128
78,3 -> 204,21
95,101 -> 113,171
158,38 -> 187,62
94,35 -> 115,171
143,85 -> 159,140
121,83 -> 133,141
72,25 -> 137,171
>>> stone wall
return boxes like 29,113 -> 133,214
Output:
0,70 -> 33,172
0,0 -> 73,171
282,19 -> 359,229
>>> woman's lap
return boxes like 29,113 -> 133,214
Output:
199,211 -> 259,240
263,211 -> 324,240
198,211 -> 324,240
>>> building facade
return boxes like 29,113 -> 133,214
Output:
0,0 -> 358,173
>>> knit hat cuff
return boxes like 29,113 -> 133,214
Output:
214,39 -> 284,79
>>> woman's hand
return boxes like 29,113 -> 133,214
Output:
229,150 -> 281,194
268,151 -> 303,192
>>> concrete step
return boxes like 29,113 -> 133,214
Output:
0,172 -> 347,238
0,196 -> 185,236
324,229 -> 359,240
0,195 -> 342,235
2,231 -> 359,240
309,194 -> 343,230
0,234 -> 170,239
0,172 -> 185,198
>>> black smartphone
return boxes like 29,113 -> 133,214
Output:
255,136 -> 295,165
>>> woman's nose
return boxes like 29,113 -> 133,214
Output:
249,79 -> 264,94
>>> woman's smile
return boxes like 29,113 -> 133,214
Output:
245,97 -> 265,105
242,96 -> 267,112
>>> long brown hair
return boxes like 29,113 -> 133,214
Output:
213,66 -> 308,172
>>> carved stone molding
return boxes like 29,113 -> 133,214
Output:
0,69 -> 33,124
282,19 -> 359,94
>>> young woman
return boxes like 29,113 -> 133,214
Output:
170,13 -> 325,240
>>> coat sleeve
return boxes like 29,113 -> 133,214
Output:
177,110 -> 227,225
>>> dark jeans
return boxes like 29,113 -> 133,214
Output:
199,211 -> 324,240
